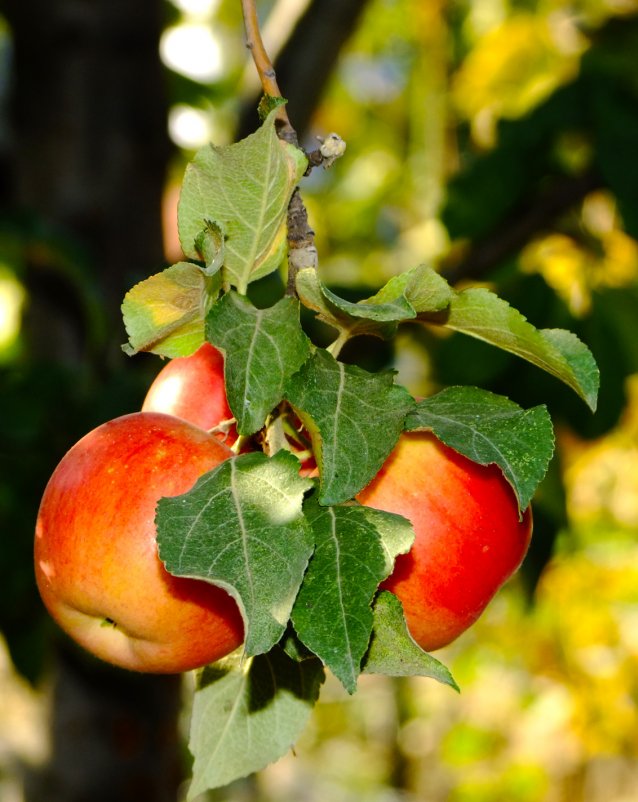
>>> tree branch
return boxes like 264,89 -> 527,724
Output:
240,0 -> 319,296
286,187 -> 317,296
240,0 -> 297,145
237,0 -> 371,141
442,170 -> 603,284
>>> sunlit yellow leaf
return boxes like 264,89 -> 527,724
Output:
452,13 -> 584,146
122,261 -> 216,358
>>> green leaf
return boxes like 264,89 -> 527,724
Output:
121,262 -> 217,358
178,109 -> 307,293
295,269 -> 409,341
291,498 -> 412,693
406,387 -> 554,512
279,629 -> 317,663
363,592 -> 458,690
206,292 -> 313,436
285,350 -> 415,505
156,451 -> 314,656
188,647 -> 324,797
372,263 -> 454,313
425,287 -> 599,411
257,94 -> 288,121
295,263 -> 453,342
194,220 -> 225,276
358,506 -> 415,574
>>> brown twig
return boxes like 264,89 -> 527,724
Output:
240,0 -> 297,145
442,170 -> 602,284
241,0 -> 320,298
236,0 -> 370,141
286,188 -> 317,296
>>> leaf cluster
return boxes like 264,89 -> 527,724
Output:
119,109 -> 598,795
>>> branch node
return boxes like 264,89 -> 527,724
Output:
286,188 -> 316,297
304,133 -> 347,173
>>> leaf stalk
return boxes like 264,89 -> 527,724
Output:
326,330 -> 351,358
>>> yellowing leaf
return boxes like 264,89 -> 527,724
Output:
121,262 -> 217,358
452,13 -> 583,145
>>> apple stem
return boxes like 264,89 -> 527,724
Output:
231,435 -> 250,455
262,413 -> 289,457
326,330 -> 351,358
259,403 -> 314,464
209,418 -> 237,440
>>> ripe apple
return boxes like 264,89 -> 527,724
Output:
357,431 -> 532,652
34,412 -> 244,673
142,343 -> 318,471
142,342 -> 236,441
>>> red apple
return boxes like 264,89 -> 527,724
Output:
357,431 -> 532,652
34,412 -> 244,673
142,342 -> 236,441
143,343 -> 319,471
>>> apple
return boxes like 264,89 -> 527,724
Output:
34,412 -> 244,673
357,431 -> 532,652
142,343 -> 318,471
142,342 -> 236,441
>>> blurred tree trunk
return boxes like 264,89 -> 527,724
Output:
3,0 -> 171,363
26,645 -> 183,802
1,1 -> 182,801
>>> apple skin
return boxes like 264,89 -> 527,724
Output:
357,431 -> 532,652
142,342 -> 235,440
34,412 -> 244,673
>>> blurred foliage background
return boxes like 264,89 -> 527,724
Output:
1,0 -> 638,800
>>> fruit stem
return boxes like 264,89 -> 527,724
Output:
326,330 -> 351,358
209,418 -> 237,442
231,435 -> 251,455
260,403 -> 314,463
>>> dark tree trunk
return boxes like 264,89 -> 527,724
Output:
25,644 -> 183,802
2,2 -> 182,800
3,0 -> 171,353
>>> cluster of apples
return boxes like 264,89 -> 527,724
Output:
34,343 -> 532,674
